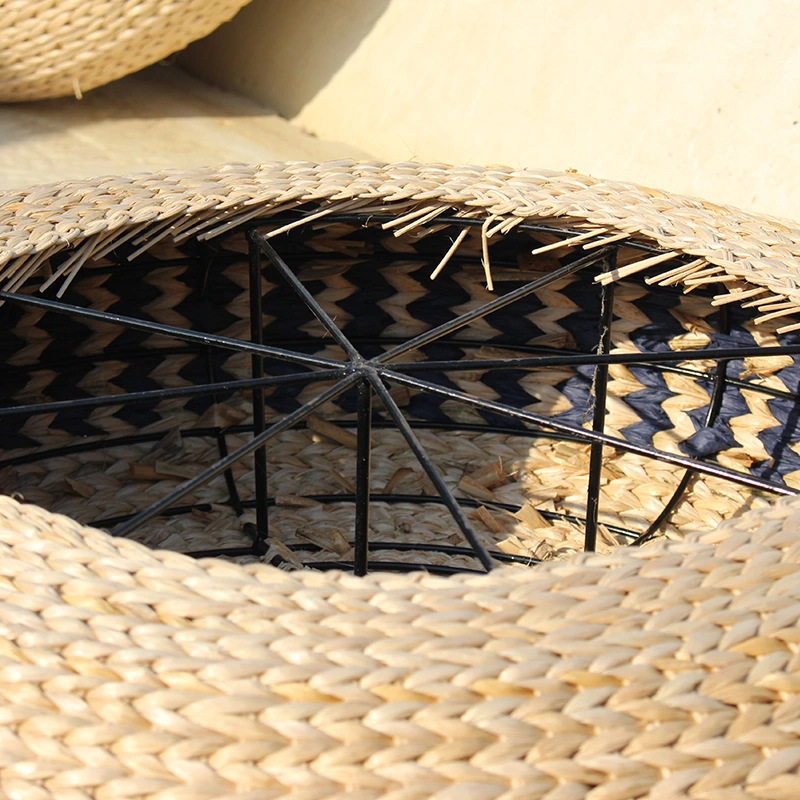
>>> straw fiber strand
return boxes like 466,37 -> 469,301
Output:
3,162 -> 800,324
2,493 -> 800,798
0,0 -> 251,101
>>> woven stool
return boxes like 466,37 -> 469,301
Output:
2,161 -> 800,576
3,161 -> 800,796
0,0 -> 251,101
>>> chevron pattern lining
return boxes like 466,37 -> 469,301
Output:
0,216 -> 798,573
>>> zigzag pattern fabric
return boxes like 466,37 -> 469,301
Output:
1,223 -> 797,566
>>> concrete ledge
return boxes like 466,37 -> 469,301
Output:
0,64 -> 370,190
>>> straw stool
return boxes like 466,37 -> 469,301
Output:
0,0 -> 251,101
2,161 -> 800,797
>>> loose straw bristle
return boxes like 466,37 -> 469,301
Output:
125,223 -> 184,262
682,266 -> 728,286
131,215 -> 181,247
171,206 -> 235,244
198,203 -> 276,242
381,205 -> 441,232
711,286 -> 769,306
595,250 -> 677,284
481,218 -> 494,291
430,227 -> 469,280
0,249 -> 50,289
583,231 -> 629,250
56,259 -> 87,298
530,229 -> 605,256
486,216 -> 519,238
263,201 -> 360,240
390,206 -> 447,237
755,305 -> 800,324
3,254 -> 48,294
684,274 -> 739,287
98,226 -> 158,261
40,246 -> 91,292
743,295 -> 787,309
645,258 -> 707,286
42,233 -> 115,294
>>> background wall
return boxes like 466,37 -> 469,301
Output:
180,0 -> 800,219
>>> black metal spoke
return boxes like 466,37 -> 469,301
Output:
254,231 -> 362,360
215,429 -> 243,517
584,249 -> 616,551
0,370 -> 343,419
376,248 -> 611,364
0,416 -> 593,471
389,343 -> 800,373
381,369 -> 797,498
281,212 -> 674,257
633,305 -> 733,545
0,290 -> 341,370
354,379 -> 372,576
188,540 -> 539,567
311,561 -> 488,576
93,494 -> 642,541
249,232 -> 269,545
111,372 -> 360,538
367,369 -> 496,572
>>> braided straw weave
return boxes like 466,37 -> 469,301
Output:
3,492 -> 800,799
0,0 -> 251,102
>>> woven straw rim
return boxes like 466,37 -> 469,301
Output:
0,0 -> 251,101
3,161 -> 800,330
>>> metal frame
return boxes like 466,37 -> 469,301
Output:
1,215 -> 798,575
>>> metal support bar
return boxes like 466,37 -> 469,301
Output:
0,290 -> 340,370
584,250 -> 616,551
368,370 -> 495,572
390,342 -> 800,373
248,231 -> 269,546
354,379 -> 372,576
0,369 -> 342,419
94,492 -> 641,541
216,429 -> 243,517
111,372 -> 360,538
377,248 -> 611,364
633,304 -> 733,545
255,232 -> 362,360
382,369 -> 797,497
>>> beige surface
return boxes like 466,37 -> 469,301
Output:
0,64 -> 369,189
181,0 -> 800,220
